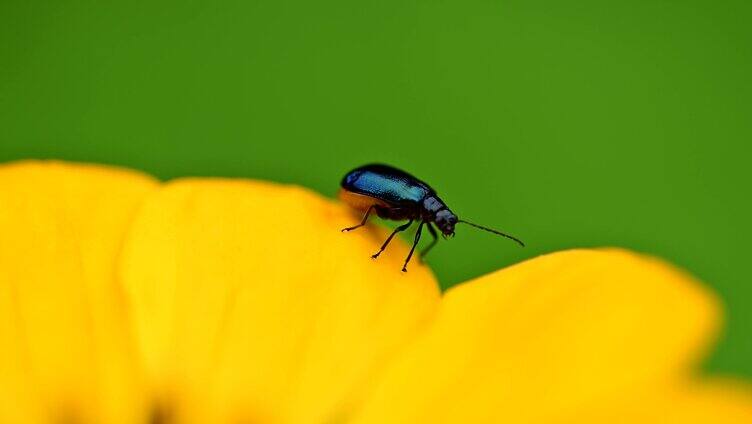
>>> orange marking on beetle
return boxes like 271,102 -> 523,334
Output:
338,188 -> 389,212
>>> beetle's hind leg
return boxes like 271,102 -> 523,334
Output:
372,219 -> 413,259
402,221 -> 424,272
341,205 -> 377,232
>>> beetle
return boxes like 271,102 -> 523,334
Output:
339,163 -> 524,272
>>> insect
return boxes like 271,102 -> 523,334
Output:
339,163 -> 524,272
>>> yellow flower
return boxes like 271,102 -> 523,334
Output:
0,160 -> 750,424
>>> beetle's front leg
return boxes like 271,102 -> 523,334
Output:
419,222 -> 438,261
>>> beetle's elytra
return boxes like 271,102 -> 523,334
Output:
339,163 -> 524,272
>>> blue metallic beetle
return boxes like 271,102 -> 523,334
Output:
339,163 -> 524,272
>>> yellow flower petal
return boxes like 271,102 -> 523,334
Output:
656,381 -> 752,423
118,179 -> 440,423
4,161 -> 749,423
569,380 -> 752,423
354,249 -> 722,423
0,161 -> 158,424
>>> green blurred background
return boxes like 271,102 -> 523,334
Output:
1,1 -> 750,377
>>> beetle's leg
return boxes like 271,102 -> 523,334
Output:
341,205 -> 377,232
402,221 -> 424,272
371,219 -> 413,259
419,222 -> 438,261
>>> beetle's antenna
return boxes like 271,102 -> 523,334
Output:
458,220 -> 525,247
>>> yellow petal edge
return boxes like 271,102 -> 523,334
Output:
118,177 -> 440,423
354,249 -> 751,423
0,161 -> 159,423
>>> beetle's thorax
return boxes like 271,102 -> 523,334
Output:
422,196 -> 458,236
422,195 -> 445,216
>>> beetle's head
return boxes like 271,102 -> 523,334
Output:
435,209 -> 458,238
